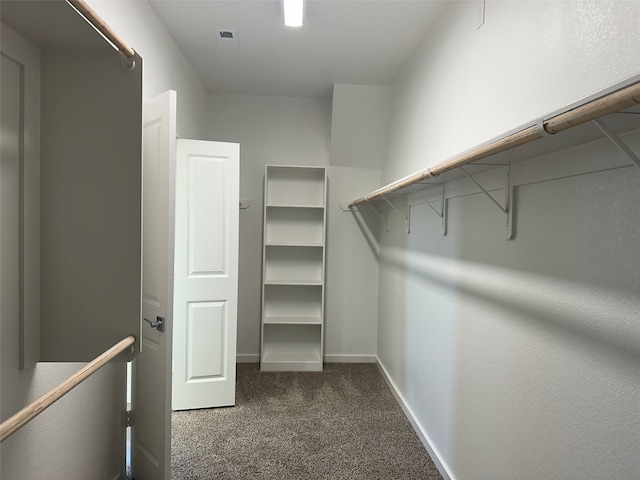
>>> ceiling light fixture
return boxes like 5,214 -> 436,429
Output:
284,0 -> 303,27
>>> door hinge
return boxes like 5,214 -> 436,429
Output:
124,409 -> 135,428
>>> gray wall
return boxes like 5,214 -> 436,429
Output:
208,92 -> 383,361
2,6 -> 135,476
1,1 -> 209,477
39,50 -> 142,362
377,1 -> 640,479
89,0 -> 209,141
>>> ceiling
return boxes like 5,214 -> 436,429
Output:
149,0 -> 448,98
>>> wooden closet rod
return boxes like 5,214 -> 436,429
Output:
67,0 -> 136,58
0,335 -> 136,443
349,79 -> 640,208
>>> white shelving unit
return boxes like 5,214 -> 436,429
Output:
260,165 -> 327,371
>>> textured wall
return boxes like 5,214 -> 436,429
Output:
208,93 -> 381,360
383,0 -> 640,183
208,94 -> 331,358
377,1 -> 640,479
324,165 -> 380,360
330,84 -> 393,170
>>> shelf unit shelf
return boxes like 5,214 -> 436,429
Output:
266,204 -> 325,209
263,315 -> 322,325
264,280 -> 324,286
261,165 -> 327,372
261,323 -> 323,371
265,242 -> 324,248
261,351 -> 323,363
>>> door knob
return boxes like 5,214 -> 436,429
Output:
143,316 -> 165,333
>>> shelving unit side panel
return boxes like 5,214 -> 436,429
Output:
320,174 -> 329,361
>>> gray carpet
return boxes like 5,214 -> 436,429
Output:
171,363 -> 443,479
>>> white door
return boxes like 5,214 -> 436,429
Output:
172,139 -> 239,410
134,90 -> 177,480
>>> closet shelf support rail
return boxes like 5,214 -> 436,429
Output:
67,0 -> 136,58
0,335 -> 136,443
592,118 -> 640,168
349,79 -> 640,208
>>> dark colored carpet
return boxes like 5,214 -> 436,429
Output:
171,363 -> 443,479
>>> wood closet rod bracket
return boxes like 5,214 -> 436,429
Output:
592,118 -> 640,169
536,117 -> 555,137
120,56 -> 136,71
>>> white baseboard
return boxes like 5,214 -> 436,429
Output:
324,354 -> 376,363
237,354 -> 377,364
236,354 -> 259,363
375,357 -> 455,480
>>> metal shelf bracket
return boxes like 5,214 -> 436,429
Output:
381,195 -> 400,213
460,166 -> 507,214
381,195 -> 408,233
365,202 -> 388,232
507,183 -> 514,240
593,118 -> 640,169
410,185 -> 443,218
409,184 -> 448,235
460,166 -> 514,240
